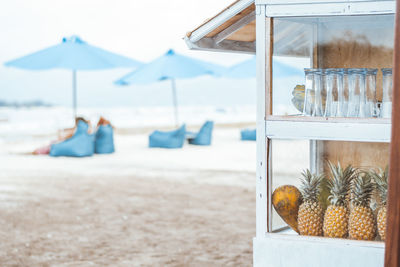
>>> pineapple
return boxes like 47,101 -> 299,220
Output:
349,173 -> 376,240
297,170 -> 324,236
370,167 -> 388,241
323,162 -> 356,238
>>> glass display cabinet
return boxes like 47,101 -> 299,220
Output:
254,1 -> 394,266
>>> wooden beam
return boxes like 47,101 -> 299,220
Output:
265,18 -> 273,117
213,12 -> 255,44
191,37 -> 256,54
385,0 -> 400,266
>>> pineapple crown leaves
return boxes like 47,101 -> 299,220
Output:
299,169 -> 324,202
369,166 -> 388,205
326,161 -> 357,206
351,172 -> 375,206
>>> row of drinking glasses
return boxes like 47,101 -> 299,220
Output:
303,68 -> 393,118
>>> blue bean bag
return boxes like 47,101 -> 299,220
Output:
50,121 -> 94,157
95,125 -> 115,154
149,124 -> 186,149
187,121 -> 214,146
240,128 -> 256,141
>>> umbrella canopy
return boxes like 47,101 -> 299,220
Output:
115,49 -> 225,85
115,49 -> 225,126
5,35 -> 142,117
223,56 -> 303,79
5,36 -> 141,70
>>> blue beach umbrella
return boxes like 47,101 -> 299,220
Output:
5,35 -> 142,118
224,56 -> 303,79
115,49 -> 225,126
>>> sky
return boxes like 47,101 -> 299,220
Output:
0,0 -> 257,108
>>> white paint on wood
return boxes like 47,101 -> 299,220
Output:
266,120 -> 391,142
185,36 -> 255,54
195,38 -> 256,53
257,0 -> 392,5
253,236 -> 384,267
263,1 -> 394,17
256,5 -> 268,238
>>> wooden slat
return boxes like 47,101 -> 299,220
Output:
205,4 -> 255,38
385,0 -> 400,265
213,11 -> 255,43
266,18 -> 274,116
193,38 -> 255,53
225,20 -> 256,42
265,18 -> 274,233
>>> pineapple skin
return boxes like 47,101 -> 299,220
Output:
298,201 -> 324,236
349,205 -> 376,240
323,205 -> 349,238
377,205 -> 387,241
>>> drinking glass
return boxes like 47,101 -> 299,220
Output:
325,68 -> 343,117
364,68 -> 378,117
303,68 -> 318,116
381,68 -> 393,118
347,68 -> 366,117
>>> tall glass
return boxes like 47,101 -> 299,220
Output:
303,68 -> 318,116
313,69 -> 326,117
364,68 -> 378,117
325,68 -> 343,117
381,68 -> 393,118
347,68 -> 366,117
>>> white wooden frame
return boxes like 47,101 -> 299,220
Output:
256,0 -> 395,17
266,120 -> 391,142
255,3 -> 268,238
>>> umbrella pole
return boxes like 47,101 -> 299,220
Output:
171,79 -> 179,127
72,70 -> 77,119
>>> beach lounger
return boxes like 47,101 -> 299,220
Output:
149,124 -> 186,149
187,121 -> 214,146
50,121 -> 95,157
240,128 -> 256,141
95,124 -> 115,154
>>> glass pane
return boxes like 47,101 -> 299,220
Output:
270,139 -> 390,242
271,139 -> 310,232
271,14 -> 395,116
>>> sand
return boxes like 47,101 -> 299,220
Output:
0,127 -> 256,266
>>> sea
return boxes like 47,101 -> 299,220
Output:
0,105 -> 256,141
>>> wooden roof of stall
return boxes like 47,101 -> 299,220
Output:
185,0 -> 310,56
185,0 -> 256,54
187,1 -> 256,42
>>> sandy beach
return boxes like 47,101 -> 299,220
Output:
0,125 -> 256,266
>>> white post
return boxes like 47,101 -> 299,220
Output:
171,78 -> 179,127
256,4 -> 268,238
72,70 -> 77,119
